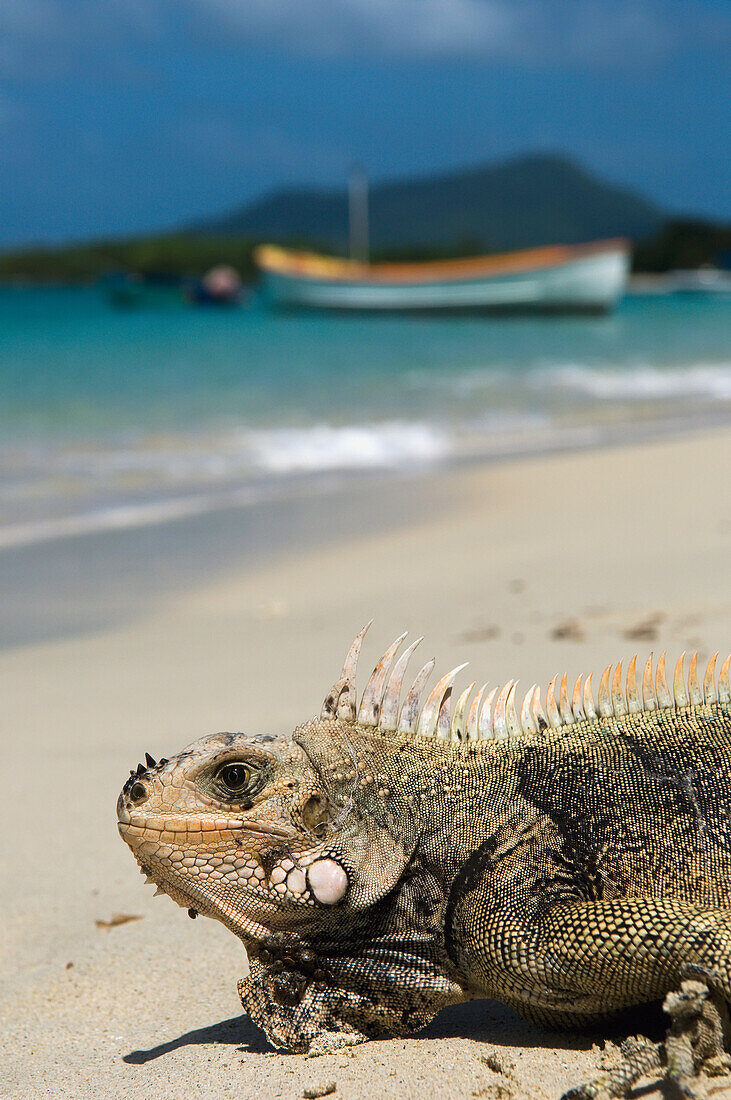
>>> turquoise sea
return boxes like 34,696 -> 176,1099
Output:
1,285 -> 729,545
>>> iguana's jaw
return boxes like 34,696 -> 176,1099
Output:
119,829 -> 273,940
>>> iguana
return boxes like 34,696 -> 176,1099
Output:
117,625 -> 731,1098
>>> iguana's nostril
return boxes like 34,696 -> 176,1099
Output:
129,781 -> 147,805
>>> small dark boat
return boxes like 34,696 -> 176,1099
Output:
103,271 -> 185,308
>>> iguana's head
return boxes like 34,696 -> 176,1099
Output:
117,625 -> 464,942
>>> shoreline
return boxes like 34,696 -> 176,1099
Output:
1,420 -> 730,655
2,407 -> 730,556
2,424 -> 731,1099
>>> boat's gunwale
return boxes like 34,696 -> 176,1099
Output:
254,238 -> 629,286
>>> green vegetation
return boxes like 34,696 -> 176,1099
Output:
0,235 -> 259,284
632,219 -> 731,273
0,236 -> 491,284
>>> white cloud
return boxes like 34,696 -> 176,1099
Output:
0,0 -> 164,81
0,0 -> 728,83
192,0 -> 728,65
197,0 -> 527,59
203,0 -> 520,59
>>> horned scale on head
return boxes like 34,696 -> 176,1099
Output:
321,622 -> 731,745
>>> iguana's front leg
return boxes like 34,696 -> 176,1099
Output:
238,957 -> 372,1054
239,933 -> 466,1054
663,976 -> 731,1095
446,828 -> 731,1096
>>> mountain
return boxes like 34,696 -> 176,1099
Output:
191,153 -> 664,252
6,154 -> 724,283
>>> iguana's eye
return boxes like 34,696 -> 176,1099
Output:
217,762 -> 255,794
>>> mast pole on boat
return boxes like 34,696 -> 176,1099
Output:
348,163 -> 369,265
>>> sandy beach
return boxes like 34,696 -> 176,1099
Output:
2,426 -> 731,1100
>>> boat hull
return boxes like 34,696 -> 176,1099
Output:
258,243 -> 630,314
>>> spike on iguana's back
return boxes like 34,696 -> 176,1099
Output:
642,654 -> 657,710
419,664 -> 468,738
492,680 -> 515,739
674,653 -> 688,708
720,655 -> 731,702
571,676 -> 585,721
358,632 -> 407,727
479,687 -> 498,738
656,653 -> 672,707
598,665 -> 613,718
546,676 -> 561,729
451,683 -> 476,742
436,686 -> 454,740
398,659 -> 435,734
704,653 -> 719,705
505,682 -> 522,739
583,673 -> 597,719
626,656 -> 641,713
466,683 -> 488,740
611,662 -> 626,716
380,638 -> 422,731
688,652 -> 702,704
320,620 -> 372,722
559,675 -> 573,725
521,685 -> 539,735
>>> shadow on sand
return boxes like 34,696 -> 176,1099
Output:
123,996 -> 667,1065
123,1015 -> 272,1063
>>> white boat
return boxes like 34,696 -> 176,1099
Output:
255,239 -> 630,314
668,268 -> 731,294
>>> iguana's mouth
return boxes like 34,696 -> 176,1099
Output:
117,809 -> 298,842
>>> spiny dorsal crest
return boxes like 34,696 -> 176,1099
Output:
320,624 -> 731,745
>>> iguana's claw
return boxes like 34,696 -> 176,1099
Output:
562,978 -> 731,1100
305,1031 -> 368,1057
663,978 -> 729,1098
560,1036 -> 661,1100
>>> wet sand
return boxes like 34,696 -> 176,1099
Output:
2,427 -> 730,1099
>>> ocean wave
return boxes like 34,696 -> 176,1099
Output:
406,361 -> 731,406
4,420 -> 452,487
0,421 -> 454,548
0,422 -> 457,549
544,363 -> 731,401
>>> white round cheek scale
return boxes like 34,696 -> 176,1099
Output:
307,859 -> 349,904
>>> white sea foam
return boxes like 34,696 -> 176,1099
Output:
242,421 -> 450,474
408,360 -> 731,405
545,363 -> 731,401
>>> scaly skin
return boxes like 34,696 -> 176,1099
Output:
117,629 -> 731,1095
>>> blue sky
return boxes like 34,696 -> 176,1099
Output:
1,0 -> 729,247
